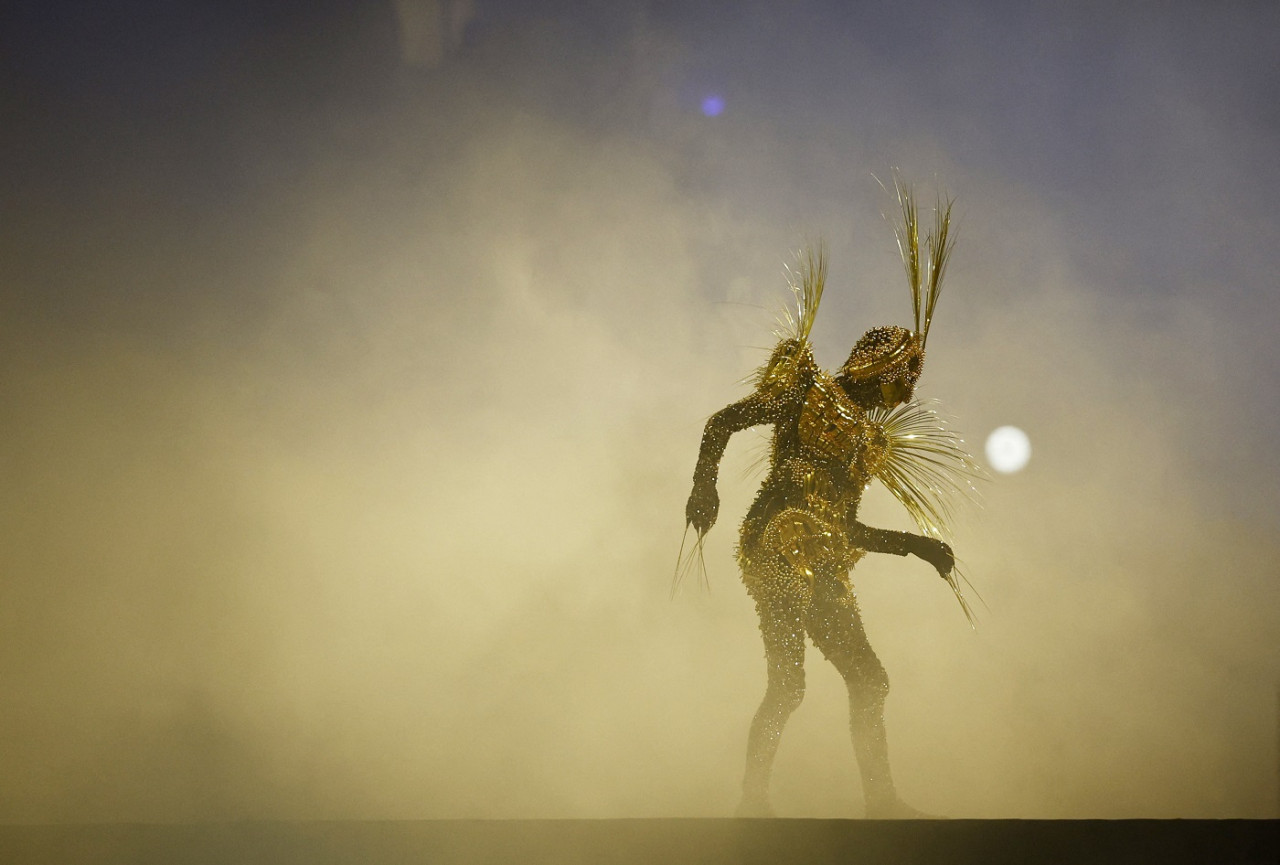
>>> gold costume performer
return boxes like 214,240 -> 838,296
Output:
683,183 -> 980,818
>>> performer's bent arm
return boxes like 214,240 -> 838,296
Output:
686,393 -> 778,536
848,520 -> 955,578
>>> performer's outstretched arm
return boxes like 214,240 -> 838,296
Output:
848,520 -> 955,578
686,393 -> 779,536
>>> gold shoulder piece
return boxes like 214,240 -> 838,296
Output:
748,242 -> 828,398
777,243 -> 827,344
754,337 -> 815,397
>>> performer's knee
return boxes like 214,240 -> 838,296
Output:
845,658 -> 889,705
766,666 -> 806,714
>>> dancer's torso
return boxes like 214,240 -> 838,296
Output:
740,367 -> 888,579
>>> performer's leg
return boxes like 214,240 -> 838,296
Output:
738,581 -> 808,817
806,582 -> 915,817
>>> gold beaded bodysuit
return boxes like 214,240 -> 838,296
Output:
683,185 -> 980,818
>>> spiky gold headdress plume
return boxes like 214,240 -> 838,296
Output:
749,243 -> 827,396
778,242 -> 827,345
887,174 -> 955,349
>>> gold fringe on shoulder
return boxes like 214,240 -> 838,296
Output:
865,399 -> 984,539
777,242 -> 827,345
866,399 -> 987,625
749,243 -> 826,399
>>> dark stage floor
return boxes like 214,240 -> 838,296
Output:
0,818 -> 1275,865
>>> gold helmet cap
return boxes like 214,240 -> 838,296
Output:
838,325 -> 923,387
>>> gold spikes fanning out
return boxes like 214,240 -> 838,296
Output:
750,243 -> 825,399
865,399 -> 983,538
885,175 -> 955,349
777,242 -> 827,345
866,399 -> 987,625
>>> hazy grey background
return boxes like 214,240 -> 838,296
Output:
2,0 -> 1277,820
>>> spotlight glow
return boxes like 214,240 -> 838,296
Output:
701,94 -> 725,117
985,425 -> 1031,474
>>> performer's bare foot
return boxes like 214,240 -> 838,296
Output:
864,797 -> 940,819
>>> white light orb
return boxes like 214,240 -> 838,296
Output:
985,426 -> 1031,474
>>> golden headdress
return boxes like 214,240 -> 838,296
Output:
838,175 -> 955,385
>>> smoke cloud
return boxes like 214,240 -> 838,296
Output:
1,0 -> 1277,821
